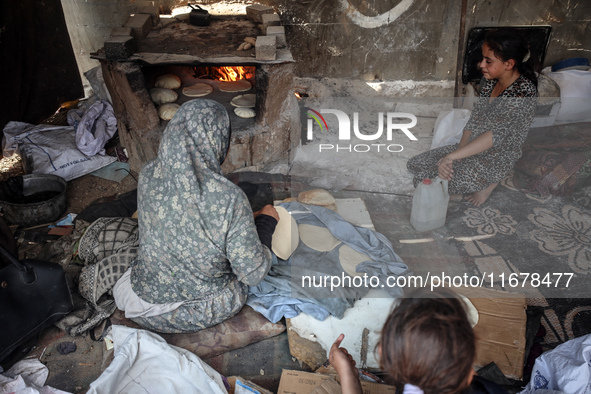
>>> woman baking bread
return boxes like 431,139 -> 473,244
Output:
407,29 -> 538,206
113,99 -> 278,333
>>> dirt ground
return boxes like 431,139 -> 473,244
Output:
64,169 -> 138,214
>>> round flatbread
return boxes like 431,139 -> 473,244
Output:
150,88 -> 178,105
234,107 -> 255,119
155,74 -> 181,90
272,206 -> 299,260
299,224 -> 341,252
338,244 -> 370,277
182,83 -> 214,97
230,94 -> 256,108
219,79 -> 251,93
298,189 -> 336,207
157,103 -> 180,120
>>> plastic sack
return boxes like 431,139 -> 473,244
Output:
543,68 -> 591,124
76,100 -> 117,156
2,122 -> 116,181
520,334 -> 591,394
87,325 -> 227,394
84,66 -> 113,104
431,109 -> 471,149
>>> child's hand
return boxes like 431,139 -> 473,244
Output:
437,156 -> 454,180
329,334 -> 362,394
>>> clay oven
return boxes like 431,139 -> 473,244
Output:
96,7 -> 300,173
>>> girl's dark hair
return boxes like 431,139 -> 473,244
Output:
484,29 -> 538,87
378,288 -> 476,394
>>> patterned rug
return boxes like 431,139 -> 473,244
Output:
444,176 -> 591,350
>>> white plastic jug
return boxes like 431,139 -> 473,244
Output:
410,177 -> 450,232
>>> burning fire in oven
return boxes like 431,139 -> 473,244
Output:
193,66 -> 255,82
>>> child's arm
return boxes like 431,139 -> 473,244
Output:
329,334 -> 363,394
458,128 -> 472,149
437,131 -> 494,180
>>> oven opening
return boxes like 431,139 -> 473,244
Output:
142,65 -> 258,130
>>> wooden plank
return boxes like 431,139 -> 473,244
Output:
100,60 -> 160,173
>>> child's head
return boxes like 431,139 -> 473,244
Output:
482,29 -> 538,86
378,288 -> 476,394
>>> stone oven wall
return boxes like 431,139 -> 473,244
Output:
98,5 -> 300,174
101,61 -> 299,174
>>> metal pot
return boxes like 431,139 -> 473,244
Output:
189,4 -> 210,27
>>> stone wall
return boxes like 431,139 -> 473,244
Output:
61,0 -> 590,96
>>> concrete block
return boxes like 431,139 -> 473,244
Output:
124,13 -> 152,40
255,36 -> 276,61
104,36 -> 136,60
246,4 -> 274,23
110,27 -> 132,37
261,13 -> 281,34
139,5 -> 160,26
266,26 -> 286,48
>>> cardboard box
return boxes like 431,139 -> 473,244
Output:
226,376 -> 273,394
277,370 -> 396,394
455,287 -> 527,379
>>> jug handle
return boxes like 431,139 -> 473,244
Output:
435,176 -> 449,195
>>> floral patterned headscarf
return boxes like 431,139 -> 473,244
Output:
132,100 -> 270,304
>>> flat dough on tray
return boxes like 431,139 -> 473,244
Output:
182,83 -> 214,97
299,224 -> 341,252
219,80 -> 252,93
338,244 -> 370,277
272,206 -> 299,260
230,94 -> 256,108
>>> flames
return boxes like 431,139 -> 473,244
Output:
194,66 -> 255,81
217,66 -> 254,81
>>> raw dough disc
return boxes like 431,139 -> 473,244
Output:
298,224 -> 341,252
458,294 -> 479,327
219,79 -> 252,93
155,74 -> 181,89
234,107 -> 255,118
338,244 -> 370,277
157,103 -> 180,121
182,83 -> 214,97
230,94 -> 256,108
272,206 -> 299,260
150,88 -> 178,105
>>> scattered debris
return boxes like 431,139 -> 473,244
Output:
56,342 -> 77,355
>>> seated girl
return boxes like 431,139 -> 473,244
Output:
330,288 -> 507,394
113,99 -> 278,333
407,29 -> 538,206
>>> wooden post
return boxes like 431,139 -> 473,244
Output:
100,60 -> 161,173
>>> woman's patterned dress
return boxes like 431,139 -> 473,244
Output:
407,75 -> 538,194
129,99 -> 272,333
